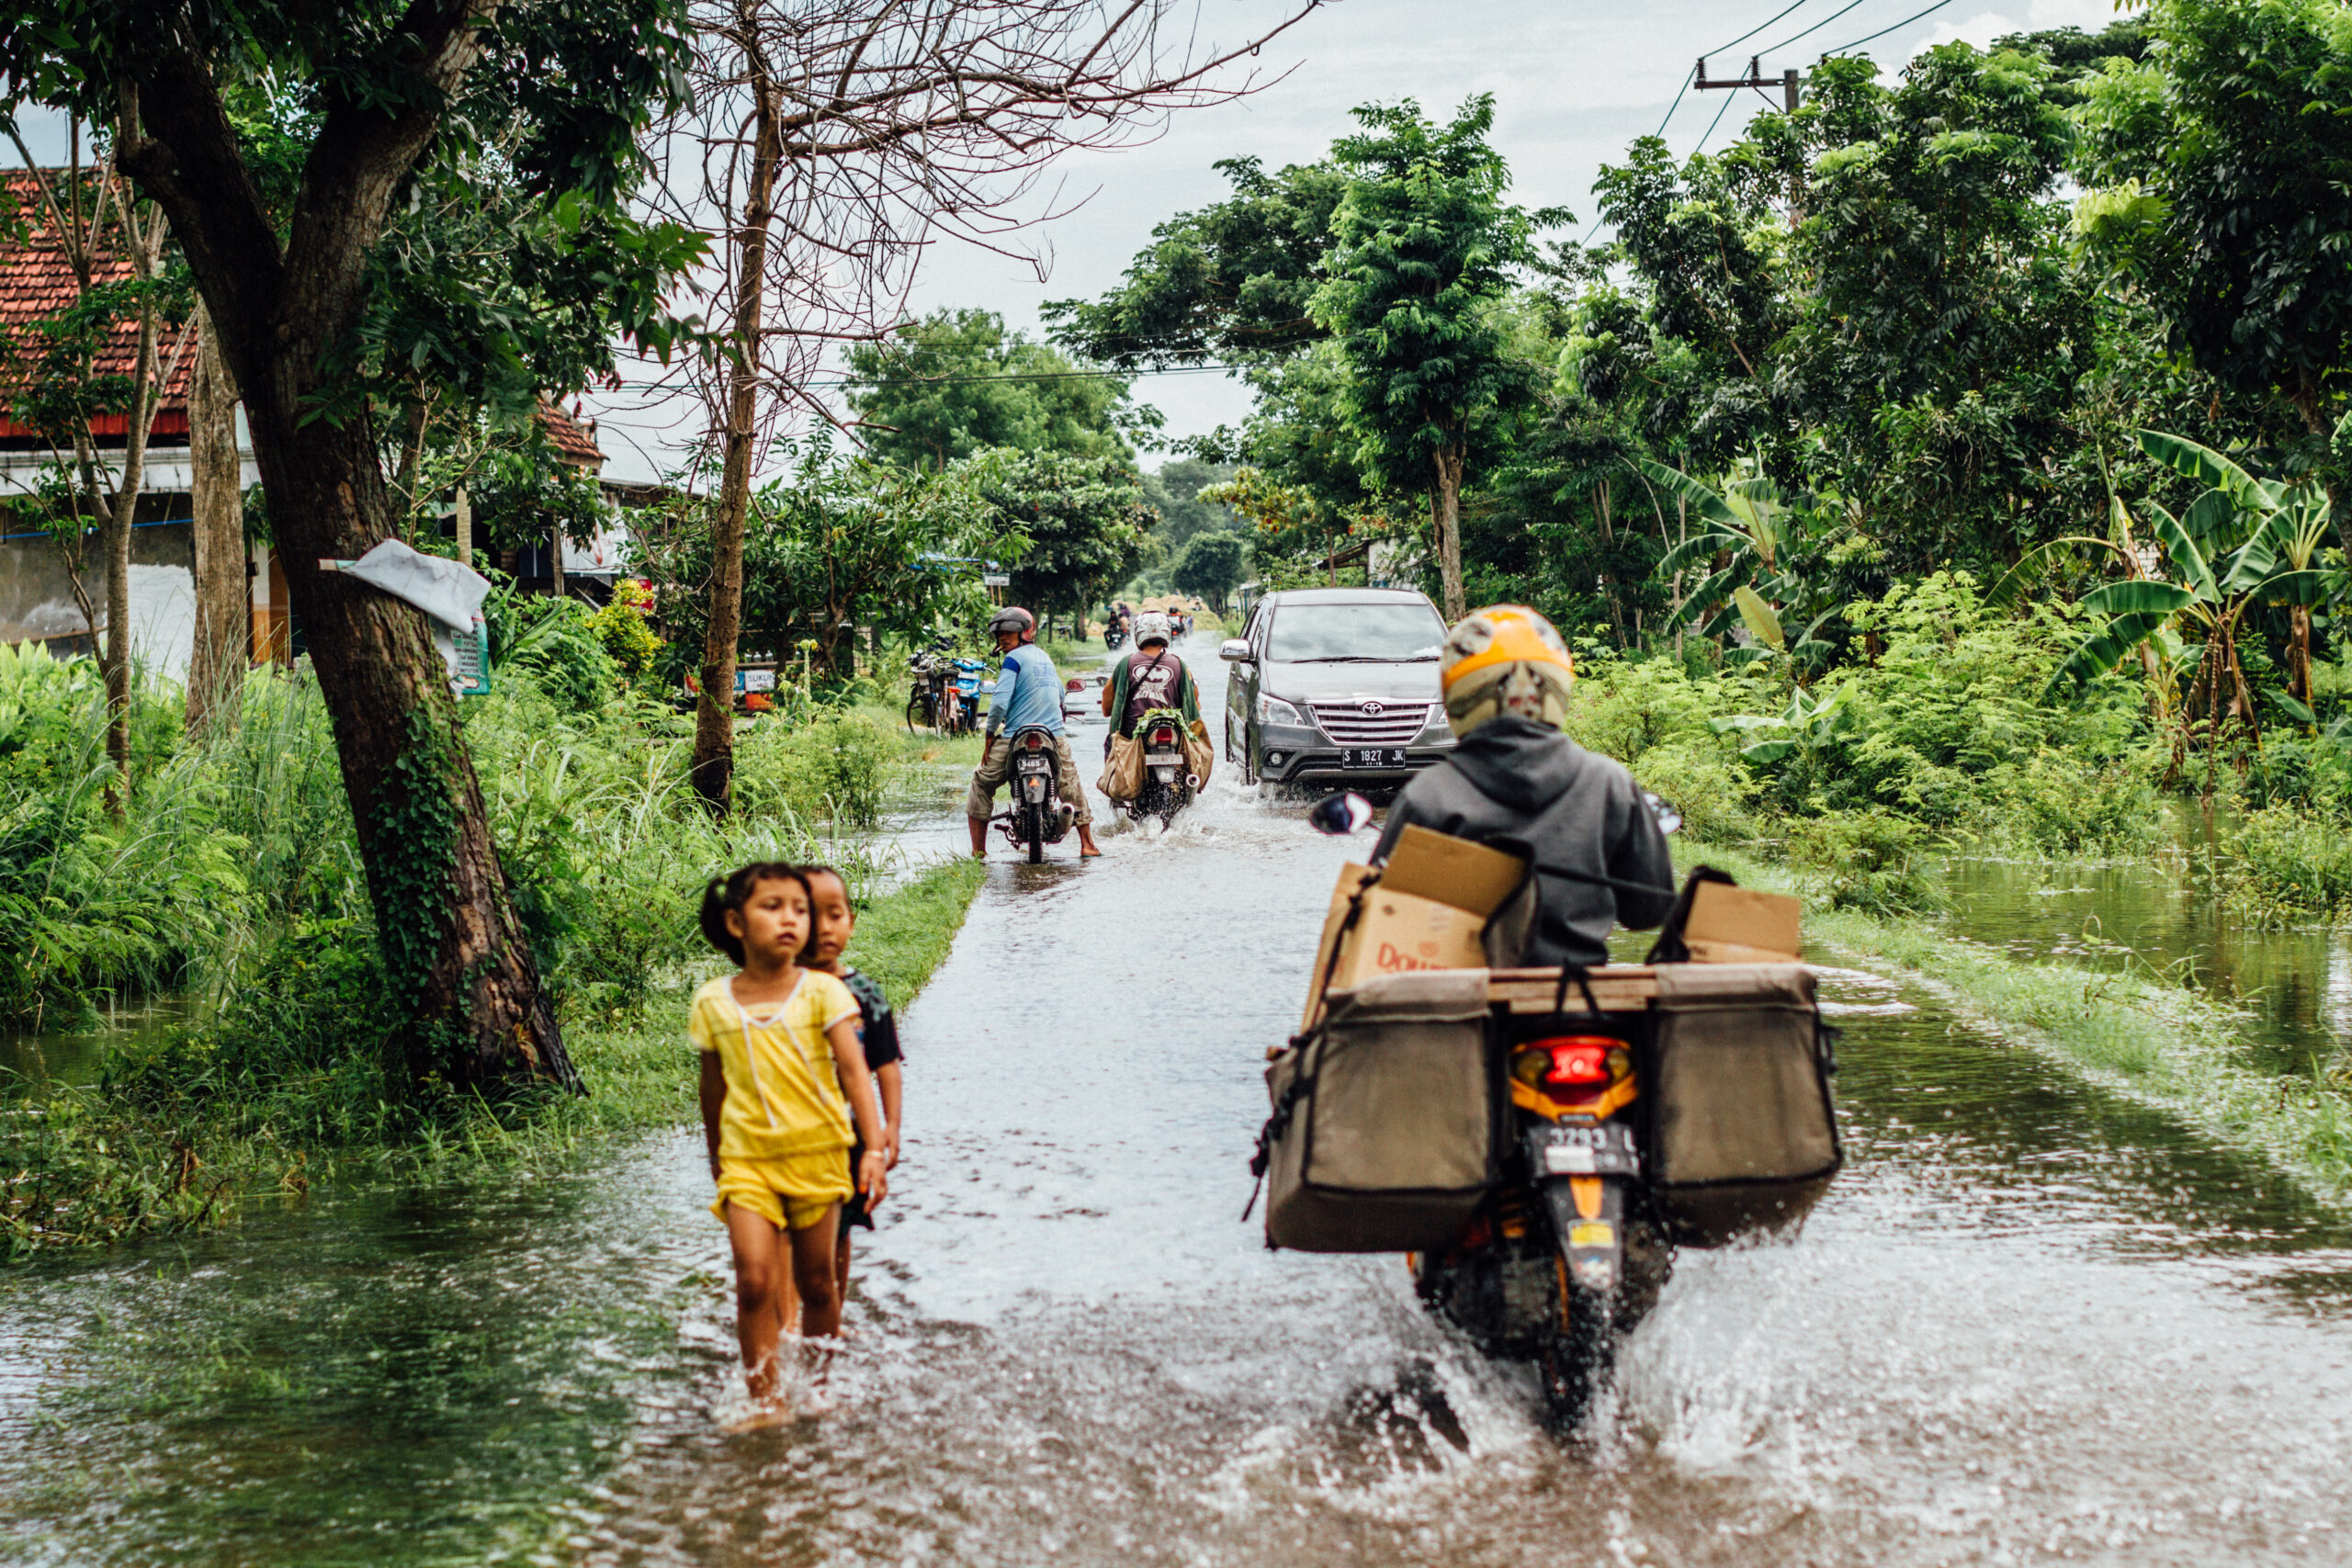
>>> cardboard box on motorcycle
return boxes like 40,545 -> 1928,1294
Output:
1302,826 -> 1528,1030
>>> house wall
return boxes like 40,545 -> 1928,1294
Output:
1,500 -> 198,677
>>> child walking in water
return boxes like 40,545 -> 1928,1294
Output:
695,863 -> 889,1404
800,865 -> 902,1304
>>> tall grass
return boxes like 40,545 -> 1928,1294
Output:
1,647 -> 983,1254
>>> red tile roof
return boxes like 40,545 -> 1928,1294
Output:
0,169 -> 191,440
538,400 -> 604,470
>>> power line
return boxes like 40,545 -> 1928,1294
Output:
1821,0 -> 1961,55
1758,0 -> 1877,55
1585,0 -> 1830,244
1692,87 -> 1742,156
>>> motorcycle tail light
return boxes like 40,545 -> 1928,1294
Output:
1148,725 -> 1176,746
1024,731 -> 1046,750
1518,1035 -> 1624,1090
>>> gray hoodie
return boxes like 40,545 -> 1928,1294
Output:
1370,716 -> 1675,968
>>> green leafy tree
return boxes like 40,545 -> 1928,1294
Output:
1044,155 -> 1344,367
633,441 -> 1012,683
0,0 -> 703,1090
847,309 -> 1153,471
2075,0 -> 2352,513
1140,458 -> 1242,555
1171,529 -> 1246,613
961,448 -> 1153,626
1309,95 -> 1565,618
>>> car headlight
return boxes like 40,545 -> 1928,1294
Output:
1259,694 -> 1306,726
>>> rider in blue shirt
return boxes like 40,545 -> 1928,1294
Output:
965,607 -> 1101,858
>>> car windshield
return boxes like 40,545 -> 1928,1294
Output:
1265,603 -> 1446,662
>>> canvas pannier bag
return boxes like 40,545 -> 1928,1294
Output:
1183,716 -> 1215,787
1096,732 -> 1144,800
1647,962 -> 1840,1246
1257,969 -> 1498,1252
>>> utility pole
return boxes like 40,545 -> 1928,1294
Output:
1695,57 -> 1805,217
1694,56 -> 1802,113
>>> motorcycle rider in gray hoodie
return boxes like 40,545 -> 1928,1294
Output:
1371,604 -> 1675,968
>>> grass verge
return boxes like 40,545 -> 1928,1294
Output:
1696,845 -> 2352,1202
1,858 -> 988,1258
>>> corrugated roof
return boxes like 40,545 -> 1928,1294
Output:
0,169 -> 191,439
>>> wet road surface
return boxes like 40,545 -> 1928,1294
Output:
5,638 -> 2352,1564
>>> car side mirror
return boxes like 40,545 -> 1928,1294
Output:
1219,638 -> 1252,662
1308,791 -> 1375,836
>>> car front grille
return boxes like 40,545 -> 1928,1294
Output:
1307,700 -> 1433,746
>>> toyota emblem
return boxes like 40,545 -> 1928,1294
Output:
1359,700 -> 1385,716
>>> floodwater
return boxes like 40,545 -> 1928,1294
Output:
6,643 -> 2352,1565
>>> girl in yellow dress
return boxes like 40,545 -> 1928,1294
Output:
694,863 -> 889,1402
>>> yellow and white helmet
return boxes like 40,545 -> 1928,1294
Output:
1439,604 -> 1575,737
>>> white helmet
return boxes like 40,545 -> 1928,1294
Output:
1134,614 -> 1173,647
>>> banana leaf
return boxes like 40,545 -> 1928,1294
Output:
2264,568 -> 2330,605
1986,535 -> 2121,609
1665,565 -> 1737,629
2143,500 -> 2216,603
2136,429 -> 2267,511
1658,531 -> 1735,576
2077,580 -> 2196,616
1734,585 -> 1785,650
2182,487 -> 2240,547
1636,459 -> 1746,530
2046,609 -> 2170,696
2218,523 -> 2282,592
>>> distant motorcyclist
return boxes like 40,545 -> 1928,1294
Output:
1372,604 -> 1673,967
1100,614 -> 1201,742
967,606 -> 1101,859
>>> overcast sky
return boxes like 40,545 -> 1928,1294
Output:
589,0 -> 2121,482
16,0 -> 2124,483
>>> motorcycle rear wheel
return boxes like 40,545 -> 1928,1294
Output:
1022,801 -> 1045,863
904,693 -> 928,737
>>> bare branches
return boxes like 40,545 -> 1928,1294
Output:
639,0 -> 1318,460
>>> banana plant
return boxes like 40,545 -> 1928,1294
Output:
2048,429 -> 2332,778
1640,458 -> 1837,671
1710,679 -> 1852,765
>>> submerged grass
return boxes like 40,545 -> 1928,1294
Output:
1696,845 -> 2352,1204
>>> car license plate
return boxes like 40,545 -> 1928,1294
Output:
1340,748 -> 1408,769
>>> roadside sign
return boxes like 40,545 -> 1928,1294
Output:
981,573 -> 1010,587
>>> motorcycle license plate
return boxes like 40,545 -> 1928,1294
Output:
1145,751 -> 1182,767
1530,1122 -> 1639,1178
1340,748 -> 1408,769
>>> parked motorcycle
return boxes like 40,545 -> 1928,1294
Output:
1275,789 -> 1839,1430
1124,706 -> 1197,828
951,657 -> 986,736
996,724 -> 1075,863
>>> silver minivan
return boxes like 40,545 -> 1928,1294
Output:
1221,587 -> 1455,785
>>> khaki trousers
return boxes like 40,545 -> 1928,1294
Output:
967,733 -> 1092,826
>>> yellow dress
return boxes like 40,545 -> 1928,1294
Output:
690,971 -> 862,1229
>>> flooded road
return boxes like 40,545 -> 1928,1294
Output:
7,639 -> 2352,1564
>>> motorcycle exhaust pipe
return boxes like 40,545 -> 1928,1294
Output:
1185,773 -> 1202,790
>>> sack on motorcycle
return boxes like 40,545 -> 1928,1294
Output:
1646,963 -> 1841,1246
1261,969 -> 1499,1252
1183,717 -> 1215,786
1098,733 -> 1143,800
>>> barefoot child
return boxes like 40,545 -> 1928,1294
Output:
801,865 -> 903,1305
695,863 -> 890,1402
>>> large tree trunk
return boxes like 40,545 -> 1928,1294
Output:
119,48 -> 575,1094
242,378 -> 576,1091
691,62 -> 783,816
1430,445 -> 1466,622
186,303 -> 246,739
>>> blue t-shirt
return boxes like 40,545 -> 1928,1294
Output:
988,642 -> 1065,737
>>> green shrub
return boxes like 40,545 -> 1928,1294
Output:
1784,808 -> 1945,915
